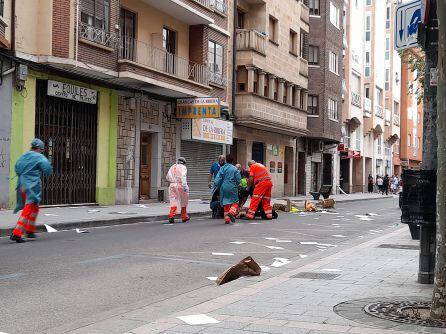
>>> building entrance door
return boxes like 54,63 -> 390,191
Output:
140,133 -> 152,200
35,80 -> 97,205
252,142 -> 264,164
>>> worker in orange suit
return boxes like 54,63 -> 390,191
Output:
10,138 -> 52,243
246,160 -> 273,220
166,157 -> 190,224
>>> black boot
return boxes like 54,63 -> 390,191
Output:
26,232 -> 37,239
10,234 -> 26,243
168,217 -> 175,224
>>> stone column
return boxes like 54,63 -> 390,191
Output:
258,71 -> 266,96
294,86 -> 302,108
287,83 -> 294,105
246,66 -> 255,93
302,90 -> 308,111
268,75 -> 276,99
278,79 -> 285,103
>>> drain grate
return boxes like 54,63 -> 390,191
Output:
377,244 -> 419,250
290,272 -> 341,280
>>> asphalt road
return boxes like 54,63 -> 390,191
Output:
0,198 -> 402,334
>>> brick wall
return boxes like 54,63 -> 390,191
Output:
53,0 -> 71,57
117,97 -> 136,189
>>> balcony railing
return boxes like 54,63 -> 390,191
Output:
393,114 -> 400,126
351,91 -> 361,107
364,97 -> 372,112
193,0 -> 227,14
301,3 -> 310,23
299,58 -> 309,77
209,70 -> 228,86
79,22 -> 118,49
375,105 -> 384,118
119,36 -> 209,86
385,109 -> 391,125
236,29 -> 267,55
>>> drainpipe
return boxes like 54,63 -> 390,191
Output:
75,0 -> 80,66
231,0 -> 237,120
11,0 -> 15,51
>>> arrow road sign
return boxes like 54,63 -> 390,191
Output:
395,0 -> 422,51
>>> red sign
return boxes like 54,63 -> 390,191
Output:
338,143 -> 345,151
353,151 -> 361,159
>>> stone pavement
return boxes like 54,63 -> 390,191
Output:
109,225 -> 440,334
0,192 -> 394,236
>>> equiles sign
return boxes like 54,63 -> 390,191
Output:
176,97 -> 220,119
181,118 -> 233,145
47,80 -> 97,104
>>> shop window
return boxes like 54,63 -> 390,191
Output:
277,162 -> 283,174
270,161 -> 276,173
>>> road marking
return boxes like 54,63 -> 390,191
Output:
212,252 -> 234,256
177,314 -> 219,325
265,245 -> 284,250
78,254 -> 142,264
229,241 -> 246,244
0,273 -> 26,280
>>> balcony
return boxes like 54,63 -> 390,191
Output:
385,109 -> 391,126
393,114 -> 400,126
119,37 -> 209,86
144,0 -> 213,25
363,97 -> 372,118
375,105 -> 384,118
209,70 -> 228,86
299,58 -> 309,77
234,93 -> 307,136
193,0 -> 228,14
236,29 -> 267,55
301,3 -> 310,23
351,91 -> 361,108
79,22 -> 118,49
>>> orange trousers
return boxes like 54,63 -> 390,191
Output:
168,206 -> 189,221
12,190 -> 39,237
247,180 -> 273,219
224,203 -> 239,223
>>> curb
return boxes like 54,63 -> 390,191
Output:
0,211 -> 212,237
280,195 -> 395,205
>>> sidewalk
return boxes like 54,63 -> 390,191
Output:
103,226 -> 440,334
0,192 -> 395,237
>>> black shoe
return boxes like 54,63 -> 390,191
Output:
227,213 -> 236,223
168,217 -> 175,224
26,232 -> 37,239
10,234 -> 26,243
181,217 -> 190,223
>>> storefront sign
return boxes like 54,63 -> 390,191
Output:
176,97 -> 220,118
272,146 -> 279,156
182,118 -> 233,145
47,80 -> 97,104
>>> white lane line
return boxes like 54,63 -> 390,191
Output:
212,252 -> 234,256
177,314 -> 220,325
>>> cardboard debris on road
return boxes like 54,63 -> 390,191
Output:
216,256 -> 261,286
304,200 -> 316,212
321,199 -> 335,209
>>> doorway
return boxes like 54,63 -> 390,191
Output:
120,8 -> 136,61
340,158 -> 350,193
322,153 -> 333,185
140,133 -> 152,200
284,146 -> 294,196
252,142 -> 264,164
163,27 -> 177,74
311,162 -> 320,192
297,152 -> 306,195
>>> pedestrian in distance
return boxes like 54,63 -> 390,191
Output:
246,160 -> 273,220
10,138 -> 52,243
214,155 -> 241,224
367,174 -> 374,193
383,174 -> 390,195
377,175 -> 383,193
166,157 -> 189,224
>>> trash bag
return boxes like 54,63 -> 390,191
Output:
216,256 -> 261,285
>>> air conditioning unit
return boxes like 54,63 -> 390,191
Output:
312,141 -> 324,153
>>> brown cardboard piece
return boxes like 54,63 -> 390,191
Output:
216,256 -> 262,285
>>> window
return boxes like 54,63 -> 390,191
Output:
365,15 -> 371,41
289,30 -> 298,55
365,51 -> 370,77
308,95 -> 318,115
330,2 -> 340,29
385,37 -> 390,60
329,51 -> 339,74
309,0 -> 320,16
377,135 -> 382,155
355,128 -> 361,151
309,45 -> 319,65
163,27 -> 176,54
386,6 -> 391,29
385,69 -> 390,90
208,40 -> 223,77
300,30 -> 308,59
395,139 -> 400,155
408,134 -> 412,146
0,0 -> 3,17
408,107 -> 413,120
351,73 -> 360,94
269,16 -> 278,44
328,98 -> 339,120
236,9 -> 245,29
366,0 -> 372,5
365,85 -> 370,98
385,142 -> 391,159
81,0 -> 110,31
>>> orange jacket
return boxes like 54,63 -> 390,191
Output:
249,163 -> 271,184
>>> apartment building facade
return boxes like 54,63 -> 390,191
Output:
0,0 -> 231,207
400,50 -> 423,169
232,0 -> 309,197
306,0 -> 343,194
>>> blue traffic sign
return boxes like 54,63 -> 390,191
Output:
395,0 -> 421,51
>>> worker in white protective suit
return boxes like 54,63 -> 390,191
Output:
166,157 -> 190,223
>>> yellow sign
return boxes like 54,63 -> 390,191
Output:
176,97 -> 220,118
